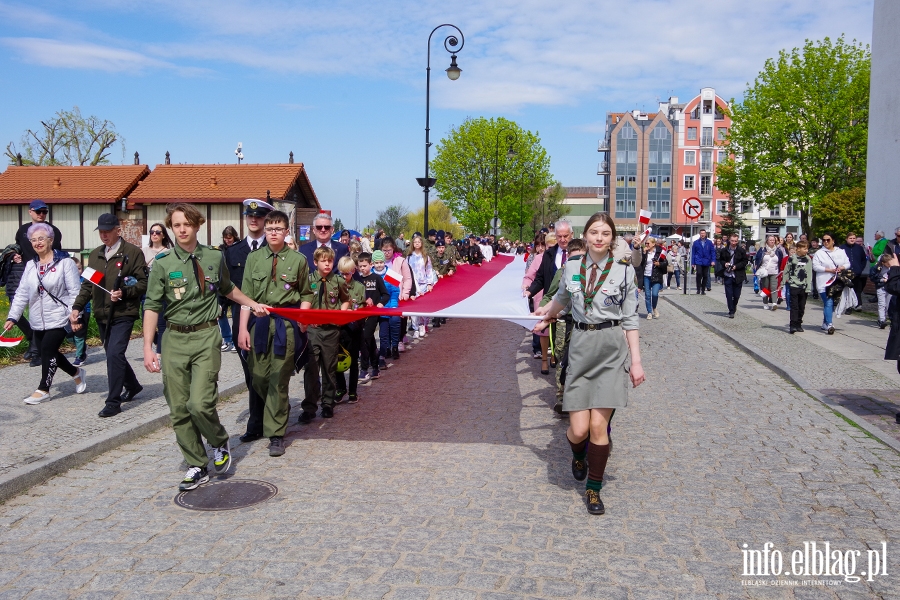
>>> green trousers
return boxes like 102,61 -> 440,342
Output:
248,321 -> 295,438
302,326 -> 340,413
161,326 -> 229,467
553,318 -> 570,399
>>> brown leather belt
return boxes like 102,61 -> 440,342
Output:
574,320 -> 619,331
167,319 -> 218,333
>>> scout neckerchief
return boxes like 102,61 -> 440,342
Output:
173,244 -> 206,297
579,252 -> 614,309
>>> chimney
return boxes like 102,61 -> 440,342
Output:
165,151 -> 171,165
16,153 -> 23,166
54,177 -> 61,188
210,176 -> 218,187
289,151 -> 294,164
266,190 -> 271,202
134,151 -> 140,165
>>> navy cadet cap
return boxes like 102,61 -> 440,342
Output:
243,198 -> 275,216
427,229 -> 437,237
435,240 -> 445,247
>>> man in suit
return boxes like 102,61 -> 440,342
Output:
527,219 -> 573,300
299,213 -> 349,271
224,198 -> 274,443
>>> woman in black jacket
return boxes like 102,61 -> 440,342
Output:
637,237 -> 667,319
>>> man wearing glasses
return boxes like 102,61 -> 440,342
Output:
9,200 -> 63,366
299,213 -> 349,272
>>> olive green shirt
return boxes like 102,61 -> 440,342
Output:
308,271 -> 350,310
344,279 -> 366,311
145,244 -> 235,326
434,250 -> 458,276
242,246 -> 314,306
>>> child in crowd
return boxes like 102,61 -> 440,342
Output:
871,252 -> 893,329
299,246 -> 350,424
787,240 -> 813,334
371,250 -> 401,370
336,256 -> 366,404
69,257 -> 90,366
407,235 -> 435,338
356,252 -> 389,382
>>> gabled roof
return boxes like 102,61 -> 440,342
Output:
128,163 -> 320,209
0,165 -> 150,204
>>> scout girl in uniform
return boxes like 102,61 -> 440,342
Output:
533,212 -> 645,515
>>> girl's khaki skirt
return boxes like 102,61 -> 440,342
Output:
562,326 -> 629,411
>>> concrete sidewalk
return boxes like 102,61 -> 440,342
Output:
0,339 -> 247,503
660,283 -> 900,454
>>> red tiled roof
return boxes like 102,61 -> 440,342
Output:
128,163 -> 320,209
0,165 -> 149,204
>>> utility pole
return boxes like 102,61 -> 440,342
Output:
355,179 -> 360,232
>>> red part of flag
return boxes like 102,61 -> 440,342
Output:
639,209 -> 652,225
81,267 -> 104,286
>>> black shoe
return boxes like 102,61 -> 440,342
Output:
98,405 -> 121,418
879,321 -> 888,329
29,356 -> 41,367
391,347 -> 400,360
701,291 -> 706,295
728,313 -> 735,319
432,321 -> 441,328
239,432 -> 263,443
268,436 -> 285,457
797,326 -> 804,332
179,466 -> 209,491
298,411 -> 315,424
789,328 -> 796,334
120,384 -> 143,402
585,489 -> 605,515
335,389 -> 346,404
572,457 -> 587,481
321,405 -> 334,419
540,368 -> 549,375
347,394 -> 358,404
549,356 -> 557,369
553,399 -> 564,415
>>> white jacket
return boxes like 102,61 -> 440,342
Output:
8,252 -> 80,331
812,247 -> 850,292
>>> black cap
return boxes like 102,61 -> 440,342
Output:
437,229 -> 445,237
95,213 -> 119,231
414,231 -> 422,238
436,240 -> 445,247
427,229 -> 437,237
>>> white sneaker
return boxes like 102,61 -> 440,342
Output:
74,367 -> 87,394
24,391 -> 51,405
418,325 -> 426,337
646,314 -> 653,320
413,330 -> 420,339
764,305 -> 771,310
653,309 -> 659,318
398,342 -> 406,352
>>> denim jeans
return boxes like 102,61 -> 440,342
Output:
819,292 -> 834,325
379,316 -> 401,356
643,277 -> 661,313
218,311 -> 232,345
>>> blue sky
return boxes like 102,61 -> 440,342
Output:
0,0 -> 874,229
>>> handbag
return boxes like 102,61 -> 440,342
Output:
823,251 -> 853,300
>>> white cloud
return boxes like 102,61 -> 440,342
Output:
2,0 -> 875,108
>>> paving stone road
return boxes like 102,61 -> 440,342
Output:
1,310 -> 899,599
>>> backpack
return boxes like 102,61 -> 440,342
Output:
0,244 -> 22,288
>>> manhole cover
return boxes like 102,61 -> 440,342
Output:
174,479 -> 277,511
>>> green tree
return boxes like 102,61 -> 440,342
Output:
811,187 -> 865,243
716,197 -> 752,241
716,36 -> 870,238
375,205 -> 409,238
431,117 -> 553,234
404,199 -> 464,240
333,218 -> 345,232
5,106 -> 125,166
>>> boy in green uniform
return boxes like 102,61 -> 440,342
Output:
433,240 -> 457,278
335,255 -> 366,404
298,246 -> 351,424
238,211 -> 313,457
143,203 -> 269,491
787,240 -> 814,334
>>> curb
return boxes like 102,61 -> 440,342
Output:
0,378 -> 247,504
662,296 -> 900,456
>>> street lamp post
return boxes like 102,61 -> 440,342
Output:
417,24 -> 464,235
493,126 -> 518,235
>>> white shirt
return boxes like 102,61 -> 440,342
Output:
317,240 -> 332,249
105,238 -> 123,261
555,245 -> 570,269
245,234 -> 265,250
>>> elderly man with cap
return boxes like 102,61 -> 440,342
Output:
70,214 -> 148,417
299,212 -> 349,271
9,200 -> 63,366
224,198 -> 274,443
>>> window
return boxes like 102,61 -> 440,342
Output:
717,127 -> 727,141
701,127 -> 713,145
620,124 -> 635,139
717,150 -> 726,163
741,201 -> 753,213
616,175 -> 625,188
661,176 -> 670,188
687,127 -> 697,140
684,175 -> 695,190
717,200 -> 729,215
700,150 -> 712,171
648,151 -> 658,163
648,176 -> 657,187
661,151 -> 671,164
700,175 -> 712,195
627,151 -> 637,163
703,100 -> 713,114
616,151 -> 626,163
627,176 -> 636,188
786,202 -> 799,217
684,150 -> 696,165
770,205 -> 781,217
652,126 -> 668,139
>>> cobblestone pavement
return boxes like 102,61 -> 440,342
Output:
0,342 -> 246,478
1,311 -> 900,599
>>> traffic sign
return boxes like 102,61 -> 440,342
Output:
683,197 -> 703,220
490,216 -> 502,229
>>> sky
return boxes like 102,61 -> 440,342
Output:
0,0 -> 874,229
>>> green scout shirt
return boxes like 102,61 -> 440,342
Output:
434,251 -> 457,276
308,271 -> 350,310
242,245 -> 314,307
344,279 -> 366,311
145,244 -> 235,326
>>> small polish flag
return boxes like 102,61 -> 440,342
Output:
759,288 -> 771,298
0,336 -> 24,348
81,267 -> 104,286
638,226 -> 652,242
659,248 -> 667,260
639,209 -> 652,225
384,268 -> 402,287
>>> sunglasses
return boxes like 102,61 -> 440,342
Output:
32,209 -> 49,215
150,230 -> 163,235
314,225 -> 332,231
822,238 -> 832,242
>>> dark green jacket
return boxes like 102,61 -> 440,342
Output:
72,238 -> 148,322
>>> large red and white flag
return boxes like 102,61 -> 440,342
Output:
270,255 -> 539,328
639,209 -> 652,225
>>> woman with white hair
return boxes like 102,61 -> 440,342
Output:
4,223 -> 86,404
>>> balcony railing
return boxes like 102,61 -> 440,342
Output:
597,161 -> 609,174
596,186 -> 608,197
700,134 -> 714,146
598,140 -> 609,152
